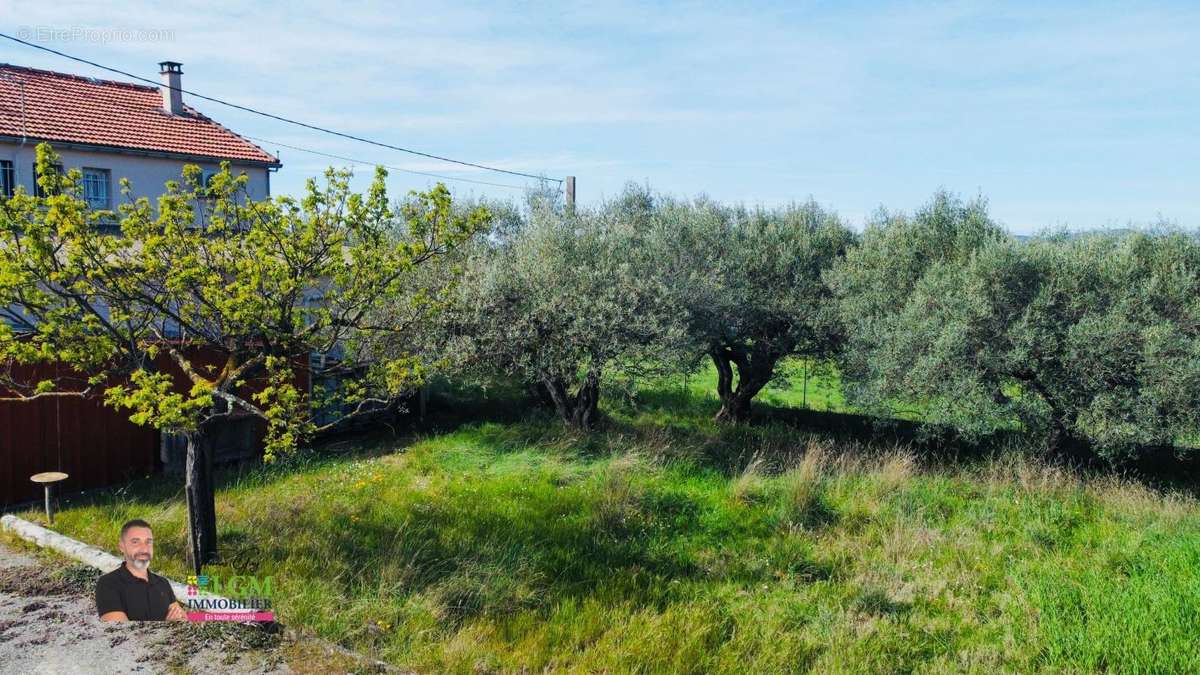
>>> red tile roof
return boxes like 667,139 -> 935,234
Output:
0,64 -> 279,166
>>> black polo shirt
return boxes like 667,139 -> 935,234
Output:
95,563 -> 176,621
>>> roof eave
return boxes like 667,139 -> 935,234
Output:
0,135 -> 282,169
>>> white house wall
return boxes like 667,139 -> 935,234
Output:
0,141 -> 272,204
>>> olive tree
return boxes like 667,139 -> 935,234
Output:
982,232 -> 1200,457
651,197 -> 854,422
0,144 -> 487,571
828,190 -> 1200,459
450,187 -> 685,429
825,191 -> 1008,428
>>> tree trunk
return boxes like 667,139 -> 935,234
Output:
711,349 -> 773,424
542,376 -> 572,423
1044,417 -> 1087,459
1018,372 -> 1082,458
184,425 -> 218,574
542,370 -> 601,431
715,392 -> 755,423
570,371 -> 601,430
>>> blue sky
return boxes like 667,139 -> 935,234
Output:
3,1 -> 1197,234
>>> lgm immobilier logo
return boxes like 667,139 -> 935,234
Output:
185,574 -> 275,622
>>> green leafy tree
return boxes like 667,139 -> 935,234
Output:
344,194 -> 524,413
931,232 -> 1200,458
826,191 -> 1008,428
450,187 -> 685,429
652,197 -> 854,422
0,144 -> 487,571
828,191 -> 1200,459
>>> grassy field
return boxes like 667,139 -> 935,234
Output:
14,385 -> 1200,673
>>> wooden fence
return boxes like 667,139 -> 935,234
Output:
0,388 -> 159,507
1,348 -> 311,508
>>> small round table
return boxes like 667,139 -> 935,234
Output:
30,472 -> 68,525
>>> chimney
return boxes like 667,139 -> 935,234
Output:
158,61 -> 184,114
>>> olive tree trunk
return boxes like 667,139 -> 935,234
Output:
712,349 -> 775,424
542,370 -> 601,430
1015,371 -> 1085,456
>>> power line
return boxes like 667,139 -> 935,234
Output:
241,134 -> 534,190
0,32 -> 562,183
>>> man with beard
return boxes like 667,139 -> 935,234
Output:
95,519 -> 187,621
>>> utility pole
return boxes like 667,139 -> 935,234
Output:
565,176 -> 575,213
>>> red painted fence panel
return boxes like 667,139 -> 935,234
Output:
1,349 -> 310,508
0,363 -> 159,508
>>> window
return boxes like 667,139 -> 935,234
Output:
0,160 -> 13,198
161,318 -> 183,339
201,169 -> 220,191
32,161 -> 64,197
82,168 -> 111,210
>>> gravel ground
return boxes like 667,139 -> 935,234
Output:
0,539 -> 292,675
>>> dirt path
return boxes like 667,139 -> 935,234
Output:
0,539 -> 292,675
